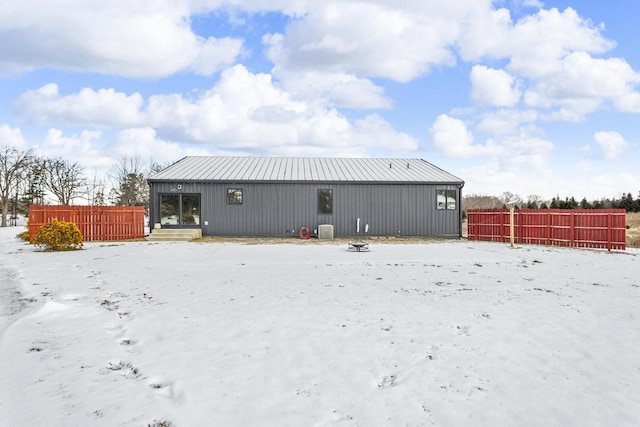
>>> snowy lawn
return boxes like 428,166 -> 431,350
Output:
1,227 -> 639,426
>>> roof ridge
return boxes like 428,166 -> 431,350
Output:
149,156 -> 464,184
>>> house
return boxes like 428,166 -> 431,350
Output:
147,156 -> 464,238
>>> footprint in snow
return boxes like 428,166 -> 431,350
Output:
104,323 -> 126,338
119,338 -> 137,351
98,359 -> 140,378
149,379 -> 175,399
377,374 -> 397,388
455,325 -> 471,336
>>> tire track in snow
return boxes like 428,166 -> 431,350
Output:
0,264 -> 42,343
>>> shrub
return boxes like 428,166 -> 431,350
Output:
182,213 -> 196,224
16,229 -> 30,241
33,219 -> 84,251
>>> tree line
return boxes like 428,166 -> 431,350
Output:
0,145 -> 167,227
463,191 -> 640,213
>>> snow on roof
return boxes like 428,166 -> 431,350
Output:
149,156 -> 464,184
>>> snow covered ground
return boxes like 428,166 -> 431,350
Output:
1,226 -> 639,427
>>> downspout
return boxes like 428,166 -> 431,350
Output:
147,178 -> 154,233
458,182 -> 465,238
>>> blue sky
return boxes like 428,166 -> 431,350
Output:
1,0 -> 639,200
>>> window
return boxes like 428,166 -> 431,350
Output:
437,189 -> 457,210
318,189 -> 333,214
227,188 -> 243,204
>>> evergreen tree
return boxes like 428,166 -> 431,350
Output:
108,156 -> 150,207
567,197 -> 578,209
579,197 -> 592,209
622,192 -> 634,212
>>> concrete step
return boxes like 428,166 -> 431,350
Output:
147,228 -> 202,241
147,235 -> 195,242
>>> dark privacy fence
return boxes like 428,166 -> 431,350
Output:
467,209 -> 626,250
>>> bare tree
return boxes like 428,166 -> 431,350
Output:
42,157 -> 87,205
83,170 -> 107,206
108,156 -> 149,207
0,145 -> 33,227
500,191 -> 522,207
526,194 -> 542,208
462,194 -> 503,211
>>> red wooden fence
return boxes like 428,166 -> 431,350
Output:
29,205 -> 145,242
467,209 -> 626,250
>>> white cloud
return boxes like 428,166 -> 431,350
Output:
350,114 -> 417,151
14,84 -> 145,127
575,172 -> 639,199
459,8 -> 614,76
455,6 -> 640,125
187,0 -> 309,17
148,65 -> 417,153
477,109 -> 538,135
36,128 -> 114,169
263,1 -> 493,82
111,128 -> 210,164
429,114 -> 499,158
0,1 -> 243,78
470,66 -> 521,107
456,6 -> 640,124
459,131 -> 554,198
497,132 -> 553,171
462,161 -> 526,197
190,36 -> 248,76
523,52 -> 640,116
0,124 -> 26,148
14,65 -> 417,156
520,0 -> 543,7
264,3 -> 640,123
431,114 -> 555,198
614,92 -> 640,113
594,131 -> 629,160
272,69 -> 392,109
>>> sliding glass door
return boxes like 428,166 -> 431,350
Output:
160,193 -> 200,227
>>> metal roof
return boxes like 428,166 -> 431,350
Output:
149,156 -> 464,184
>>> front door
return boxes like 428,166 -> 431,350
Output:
160,193 -> 201,228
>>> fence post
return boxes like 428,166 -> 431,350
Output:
510,207 -> 515,248
607,212 -> 611,252
547,211 -> 551,246
569,211 -> 575,247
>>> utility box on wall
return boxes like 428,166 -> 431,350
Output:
318,224 -> 334,240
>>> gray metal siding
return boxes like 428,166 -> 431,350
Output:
149,181 -> 461,237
